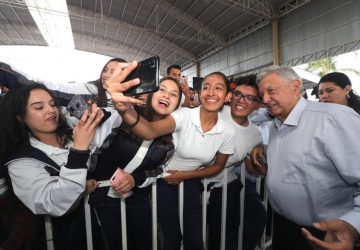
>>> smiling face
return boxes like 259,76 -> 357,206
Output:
318,81 -> 350,106
101,61 -> 120,89
258,72 -> 301,122
230,85 -> 260,121
200,74 -> 229,112
151,79 -> 181,116
22,89 -> 59,139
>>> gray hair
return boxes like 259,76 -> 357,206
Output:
256,65 -> 302,89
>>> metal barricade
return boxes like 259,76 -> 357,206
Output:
45,170 -> 272,250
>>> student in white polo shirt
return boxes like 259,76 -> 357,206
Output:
107,65 -> 235,250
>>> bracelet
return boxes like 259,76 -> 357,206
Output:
128,111 -> 140,128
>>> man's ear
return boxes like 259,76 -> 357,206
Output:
16,115 -> 22,122
291,80 -> 301,93
225,92 -> 232,103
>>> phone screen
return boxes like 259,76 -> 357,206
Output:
66,95 -> 89,119
123,56 -> 160,96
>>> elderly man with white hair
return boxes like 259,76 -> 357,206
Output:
251,66 -> 360,250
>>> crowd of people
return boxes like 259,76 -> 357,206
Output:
1,58 -> 360,250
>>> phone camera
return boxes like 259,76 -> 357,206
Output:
149,60 -> 155,69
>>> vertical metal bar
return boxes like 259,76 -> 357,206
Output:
260,183 -> 272,250
238,164 -> 246,250
179,181 -> 184,250
84,194 -> 93,250
152,183 -> 158,250
202,179 -> 208,249
121,198 -> 128,250
44,216 -> 54,250
220,167 -> 228,250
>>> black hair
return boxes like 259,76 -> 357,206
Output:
234,74 -> 259,94
139,76 -> 182,122
203,72 -> 231,93
318,72 -> 360,114
166,65 -> 181,75
131,77 -> 182,144
0,83 -> 71,164
89,58 -> 127,107
347,91 -> 360,114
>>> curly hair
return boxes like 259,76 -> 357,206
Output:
0,83 -> 72,165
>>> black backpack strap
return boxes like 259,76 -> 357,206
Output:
28,148 -> 61,176
7,147 -> 61,176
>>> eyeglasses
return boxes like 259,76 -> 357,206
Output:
232,90 -> 260,104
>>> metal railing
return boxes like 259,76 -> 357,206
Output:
44,167 -> 272,250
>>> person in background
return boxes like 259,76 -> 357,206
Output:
0,83 -> 120,249
318,71 -> 360,114
251,66 -> 360,250
166,64 -> 182,82
86,77 -> 183,250
207,74 -> 266,250
108,63 -> 235,250
189,87 -> 200,108
166,64 -> 191,107
44,58 -> 127,107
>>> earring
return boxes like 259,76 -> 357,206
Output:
347,93 -> 350,99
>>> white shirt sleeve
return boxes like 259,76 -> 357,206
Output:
8,158 -> 87,216
170,107 -> 189,132
218,122 -> 235,155
43,81 -> 98,95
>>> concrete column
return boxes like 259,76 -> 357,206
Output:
272,18 -> 280,65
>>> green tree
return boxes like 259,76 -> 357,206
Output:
305,55 -> 360,98
306,55 -> 360,77
306,57 -> 337,76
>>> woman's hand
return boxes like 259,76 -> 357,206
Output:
86,179 -> 98,194
72,103 -> 104,150
163,170 -> 187,185
106,61 -> 145,113
111,171 -> 135,195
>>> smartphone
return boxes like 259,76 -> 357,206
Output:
123,56 -> 160,96
180,75 -> 188,85
66,95 -> 89,119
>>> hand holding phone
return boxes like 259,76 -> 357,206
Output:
123,56 -> 160,96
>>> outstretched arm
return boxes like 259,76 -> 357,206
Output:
107,61 -> 177,140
